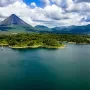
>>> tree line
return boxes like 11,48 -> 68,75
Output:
0,33 -> 90,47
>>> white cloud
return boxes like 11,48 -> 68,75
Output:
30,2 -> 37,7
66,2 -> 90,12
50,0 -> 73,8
0,0 -> 19,7
0,0 -> 90,27
40,0 -> 50,7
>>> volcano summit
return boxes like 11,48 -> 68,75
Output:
0,14 -> 29,26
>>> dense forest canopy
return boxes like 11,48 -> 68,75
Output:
0,33 -> 90,48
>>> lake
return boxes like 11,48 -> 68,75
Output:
0,44 -> 90,90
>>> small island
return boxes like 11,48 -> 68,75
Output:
0,33 -> 90,49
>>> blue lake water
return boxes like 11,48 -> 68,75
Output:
0,44 -> 90,90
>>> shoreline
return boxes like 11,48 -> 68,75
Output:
0,44 -> 65,49
0,42 -> 89,49
9,45 -> 65,49
68,42 -> 89,45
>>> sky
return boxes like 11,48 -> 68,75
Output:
0,0 -> 90,27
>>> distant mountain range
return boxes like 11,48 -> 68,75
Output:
0,14 -> 90,34
52,25 -> 90,34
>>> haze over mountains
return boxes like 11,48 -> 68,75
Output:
0,14 -> 90,34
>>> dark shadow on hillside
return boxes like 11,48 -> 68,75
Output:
0,25 -> 14,31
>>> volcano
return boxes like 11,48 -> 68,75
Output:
0,14 -> 35,33
0,14 -> 29,26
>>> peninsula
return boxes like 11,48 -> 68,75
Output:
0,33 -> 90,49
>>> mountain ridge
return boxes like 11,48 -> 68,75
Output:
0,14 -> 90,34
